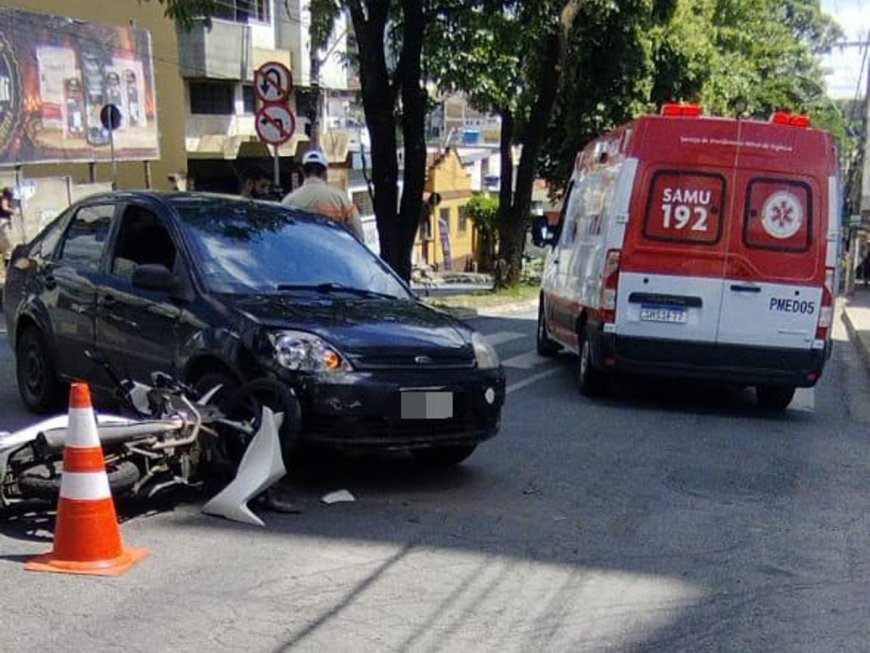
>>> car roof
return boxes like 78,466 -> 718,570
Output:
73,191 -> 344,230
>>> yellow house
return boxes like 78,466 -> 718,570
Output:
1,1 -> 186,190
416,148 -> 475,271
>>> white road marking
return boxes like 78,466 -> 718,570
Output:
790,387 -> 815,413
506,369 -> 560,395
483,331 -> 526,347
501,350 -> 550,370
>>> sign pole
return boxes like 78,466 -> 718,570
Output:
273,144 -> 280,191
109,127 -> 117,191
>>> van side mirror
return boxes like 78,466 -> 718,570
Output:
531,216 -> 559,248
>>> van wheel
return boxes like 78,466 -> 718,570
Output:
536,299 -> 560,356
756,385 -> 795,411
577,333 -> 606,397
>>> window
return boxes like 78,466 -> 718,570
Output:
242,85 -> 256,114
212,0 -> 271,23
58,205 -> 115,270
189,82 -> 235,115
743,178 -> 812,253
643,170 -> 726,245
458,205 -> 469,233
111,206 -> 177,281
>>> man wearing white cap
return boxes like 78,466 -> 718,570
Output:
282,149 -> 364,239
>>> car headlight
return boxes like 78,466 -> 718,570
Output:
269,331 -> 353,372
471,332 -> 500,369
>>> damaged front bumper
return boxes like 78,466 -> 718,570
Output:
288,368 -> 506,451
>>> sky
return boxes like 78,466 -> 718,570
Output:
820,0 -> 870,99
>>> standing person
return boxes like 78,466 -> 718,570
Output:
281,150 -> 364,239
0,187 -> 15,265
241,170 -> 272,200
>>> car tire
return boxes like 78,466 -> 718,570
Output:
412,444 -> 477,466
19,460 -> 140,501
536,298 -> 560,357
756,385 -> 795,412
196,373 -> 302,469
577,331 -> 606,397
16,327 -> 63,414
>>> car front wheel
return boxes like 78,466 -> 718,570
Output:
16,327 -> 63,414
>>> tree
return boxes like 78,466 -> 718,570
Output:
465,194 -> 499,271
542,0 -> 846,191
342,0 -> 428,282
429,1 -> 592,287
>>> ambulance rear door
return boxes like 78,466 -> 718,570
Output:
716,125 -> 827,351
617,116 -> 740,344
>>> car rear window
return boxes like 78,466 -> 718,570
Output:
742,178 -> 812,253
643,170 -> 726,245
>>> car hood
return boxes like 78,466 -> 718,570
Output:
224,294 -> 475,366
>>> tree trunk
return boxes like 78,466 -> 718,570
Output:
395,0 -> 428,282
347,2 -> 401,275
309,55 -> 321,148
495,108 -> 515,287
498,26 -> 563,287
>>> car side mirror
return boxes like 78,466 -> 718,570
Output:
131,264 -> 175,293
531,216 -> 559,248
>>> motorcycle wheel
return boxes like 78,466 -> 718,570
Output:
195,373 -> 301,469
18,460 -> 140,501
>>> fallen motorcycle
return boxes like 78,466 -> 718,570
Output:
0,355 -> 301,513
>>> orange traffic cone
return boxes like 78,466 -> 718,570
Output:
26,383 -> 149,576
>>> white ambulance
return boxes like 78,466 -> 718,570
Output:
534,105 -> 841,410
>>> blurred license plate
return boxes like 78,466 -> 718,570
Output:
401,392 -> 453,420
640,305 -> 686,324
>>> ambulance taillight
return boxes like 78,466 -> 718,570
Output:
600,250 -> 621,323
816,267 -> 835,340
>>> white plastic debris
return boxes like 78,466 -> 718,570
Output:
321,489 -> 356,505
203,407 -> 286,527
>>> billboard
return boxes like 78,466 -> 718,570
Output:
0,8 -> 160,165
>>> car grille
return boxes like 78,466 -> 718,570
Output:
350,354 -> 476,370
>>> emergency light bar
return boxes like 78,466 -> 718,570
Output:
770,111 -> 811,127
660,103 -> 703,117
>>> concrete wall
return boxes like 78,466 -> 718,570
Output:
9,0 -> 187,191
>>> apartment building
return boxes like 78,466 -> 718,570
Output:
178,0 -> 351,192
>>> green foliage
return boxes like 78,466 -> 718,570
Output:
466,193 -> 500,270
309,0 -> 343,52
541,0 -> 848,190
465,194 -> 499,234
138,0 -> 216,29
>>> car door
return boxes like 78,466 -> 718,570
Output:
47,202 -> 117,380
95,202 -> 184,383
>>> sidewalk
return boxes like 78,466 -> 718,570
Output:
841,288 -> 870,368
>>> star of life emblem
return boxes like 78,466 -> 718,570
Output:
761,191 -> 803,240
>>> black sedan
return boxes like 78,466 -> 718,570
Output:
3,192 -> 505,465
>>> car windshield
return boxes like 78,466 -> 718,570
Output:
172,198 -> 411,299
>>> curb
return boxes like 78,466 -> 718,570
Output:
842,308 -> 870,370
428,298 -> 539,321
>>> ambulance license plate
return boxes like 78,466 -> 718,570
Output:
640,305 -> 687,324
401,391 -> 453,420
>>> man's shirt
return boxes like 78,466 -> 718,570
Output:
281,177 -> 364,240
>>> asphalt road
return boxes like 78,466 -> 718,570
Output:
2,309 -> 870,652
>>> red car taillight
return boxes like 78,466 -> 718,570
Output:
816,267 -> 834,340
600,249 -> 621,323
